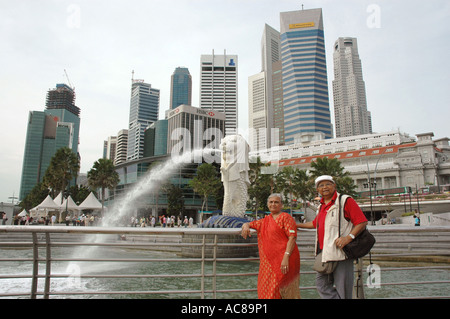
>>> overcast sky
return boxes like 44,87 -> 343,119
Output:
1,0 -> 449,203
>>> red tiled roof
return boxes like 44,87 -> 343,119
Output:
276,142 -> 417,166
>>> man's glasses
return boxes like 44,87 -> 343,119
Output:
317,183 -> 334,189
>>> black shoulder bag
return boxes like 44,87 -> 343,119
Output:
339,195 -> 376,260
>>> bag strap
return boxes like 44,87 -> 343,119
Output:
340,194 -> 374,263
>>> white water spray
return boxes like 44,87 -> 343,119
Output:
102,148 -> 217,227
66,148 -> 219,277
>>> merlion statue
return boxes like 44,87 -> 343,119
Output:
220,134 -> 250,218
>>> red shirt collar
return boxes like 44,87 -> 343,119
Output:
319,191 -> 338,206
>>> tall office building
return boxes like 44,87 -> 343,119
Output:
127,80 -> 160,161
103,136 -> 117,161
170,67 -> 192,109
333,37 -> 372,137
272,60 -> 285,145
249,24 -> 282,151
200,50 -> 238,135
248,72 -> 267,151
280,8 -> 333,143
114,129 -> 128,166
19,84 -> 80,200
167,104 -> 225,157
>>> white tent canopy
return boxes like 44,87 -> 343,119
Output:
37,195 -> 60,210
53,192 -> 63,205
78,192 -> 103,210
18,209 -> 28,217
29,195 -> 60,218
59,195 -> 79,211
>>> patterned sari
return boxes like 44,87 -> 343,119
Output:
249,213 -> 300,299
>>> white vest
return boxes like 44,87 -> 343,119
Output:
315,194 -> 353,262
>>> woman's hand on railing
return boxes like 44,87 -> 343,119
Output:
241,223 -> 251,239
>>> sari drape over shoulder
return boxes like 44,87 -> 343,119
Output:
249,213 -> 300,299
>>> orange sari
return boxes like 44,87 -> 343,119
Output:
249,213 -> 300,299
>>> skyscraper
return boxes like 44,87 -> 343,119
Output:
249,24 -> 282,151
167,104 -> 225,157
280,8 -> 333,143
114,129 -> 128,166
19,84 -> 80,200
200,50 -> 238,135
127,80 -> 160,161
333,37 -> 372,137
170,67 -> 192,109
248,71 -> 267,151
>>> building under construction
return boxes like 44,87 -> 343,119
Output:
45,83 -> 80,116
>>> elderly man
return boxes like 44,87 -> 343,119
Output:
297,175 -> 367,299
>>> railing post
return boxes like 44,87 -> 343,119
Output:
200,234 -> 205,299
44,233 -> 51,299
31,232 -> 38,299
212,234 -> 218,299
353,258 -> 365,299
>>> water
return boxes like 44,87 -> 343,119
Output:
68,148 -> 214,265
0,246 -> 448,299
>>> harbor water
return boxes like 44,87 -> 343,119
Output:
0,245 -> 448,299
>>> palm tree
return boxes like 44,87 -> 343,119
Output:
43,147 -> 80,198
87,158 -> 120,214
292,169 -> 315,211
275,166 -> 297,214
310,157 -> 357,196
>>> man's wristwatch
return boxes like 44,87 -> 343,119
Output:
349,233 -> 355,240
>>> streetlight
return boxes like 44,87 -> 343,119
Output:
365,148 -> 388,225
8,192 -> 18,217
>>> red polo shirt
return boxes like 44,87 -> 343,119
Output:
312,192 -> 367,249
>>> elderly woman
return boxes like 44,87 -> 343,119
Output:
241,194 -> 300,299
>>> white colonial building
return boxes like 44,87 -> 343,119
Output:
251,131 -> 450,193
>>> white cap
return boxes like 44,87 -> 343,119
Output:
315,175 -> 335,188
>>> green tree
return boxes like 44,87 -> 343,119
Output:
247,157 -> 273,213
87,158 -> 120,213
19,182 -> 50,211
189,163 -> 221,221
292,169 -> 315,211
164,184 -> 184,216
274,166 -> 297,213
68,184 -> 91,205
43,147 -> 80,197
309,157 -> 357,196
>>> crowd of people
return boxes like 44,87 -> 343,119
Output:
9,213 -> 101,226
129,215 -> 194,228
4,212 -> 197,228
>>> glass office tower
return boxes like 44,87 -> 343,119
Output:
280,8 -> 333,143
19,84 -> 80,200
170,67 -> 192,109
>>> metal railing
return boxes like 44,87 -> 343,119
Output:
0,225 -> 449,299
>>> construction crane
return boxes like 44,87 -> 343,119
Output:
64,69 -> 75,91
